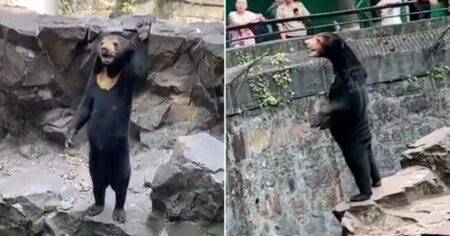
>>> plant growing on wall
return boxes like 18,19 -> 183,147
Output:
120,0 -> 134,15
58,0 -> 73,16
430,64 -> 450,82
248,53 -> 293,107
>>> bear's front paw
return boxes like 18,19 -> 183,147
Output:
136,21 -> 151,42
64,129 -> 77,149
310,111 -> 329,129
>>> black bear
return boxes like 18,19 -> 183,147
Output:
65,21 -> 151,222
305,33 -> 381,202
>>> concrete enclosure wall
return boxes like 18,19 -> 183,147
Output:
226,17 -> 450,235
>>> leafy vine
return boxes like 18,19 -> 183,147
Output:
248,53 -> 293,107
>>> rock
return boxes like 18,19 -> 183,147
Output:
39,108 -> 73,144
149,54 -> 196,95
18,144 -> 41,159
139,122 -> 195,150
173,132 -> 224,172
150,133 -> 224,224
163,221 -> 205,236
401,127 -> 450,186
37,25 -> 88,70
132,102 -> 172,131
333,166 -> 448,235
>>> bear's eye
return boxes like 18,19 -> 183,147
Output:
100,42 -> 104,46
113,42 -> 119,48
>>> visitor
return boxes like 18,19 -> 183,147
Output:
376,0 -> 403,26
227,0 -> 265,47
276,0 -> 311,40
266,0 -> 284,20
409,0 -> 439,21
265,0 -> 284,40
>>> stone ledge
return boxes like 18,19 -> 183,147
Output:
333,166 -> 448,235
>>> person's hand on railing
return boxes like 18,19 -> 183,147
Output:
429,0 -> 438,5
249,14 -> 265,23
376,0 -> 402,7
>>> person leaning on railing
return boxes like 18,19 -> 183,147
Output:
409,0 -> 439,21
227,0 -> 265,47
376,0 -> 403,25
276,0 -> 310,40
265,0 -> 285,40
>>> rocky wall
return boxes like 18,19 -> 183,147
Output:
226,74 -> 449,235
0,5 -> 224,144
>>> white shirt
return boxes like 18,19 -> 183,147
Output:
276,2 -> 310,37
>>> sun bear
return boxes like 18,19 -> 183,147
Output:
305,33 -> 381,202
65,21 -> 151,222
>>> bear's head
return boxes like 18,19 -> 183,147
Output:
97,34 -> 134,67
304,33 -> 345,58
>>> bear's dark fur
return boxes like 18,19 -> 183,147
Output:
66,22 -> 151,222
306,33 -> 381,202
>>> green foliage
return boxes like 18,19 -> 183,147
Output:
234,50 -> 253,65
120,1 -> 134,15
248,53 -> 293,108
430,64 -> 450,82
58,1 -> 73,16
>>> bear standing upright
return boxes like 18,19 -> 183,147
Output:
65,21 -> 151,223
305,33 -> 381,202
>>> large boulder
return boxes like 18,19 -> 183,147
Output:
333,166 -> 448,235
401,127 -> 450,186
150,133 -> 224,224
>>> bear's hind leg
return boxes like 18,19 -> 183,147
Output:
109,138 -> 131,223
367,144 -> 381,187
86,149 -> 107,216
341,141 -> 372,202
111,179 -> 129,223
85,182 -> 107,216
111,161 -> 130,223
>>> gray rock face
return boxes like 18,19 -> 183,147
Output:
401,127 -> 450,187
151,133 -> 224,224
226,29 -> 450,235
39,108 -> 73,144
0,5 -> 224,143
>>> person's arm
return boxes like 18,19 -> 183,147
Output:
299,2 -> 312,28
276,7 -> 287,40
228,12 -> 238,26
300,2 -> 310,16
429,0 -> 438,5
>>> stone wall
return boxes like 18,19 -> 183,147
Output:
226,17 -> 450,235
0,5 -> 224,147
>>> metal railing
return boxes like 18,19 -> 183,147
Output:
226,1 -> 449,47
